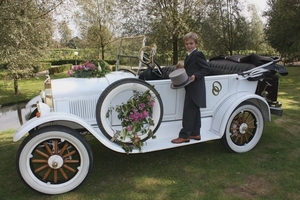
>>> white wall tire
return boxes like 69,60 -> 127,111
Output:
221,102 -> 264,153
96,78 -> 163,143
16,126 -> 93,194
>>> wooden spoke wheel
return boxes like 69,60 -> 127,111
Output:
222,102 -> 264,153
16,126 -> 93,194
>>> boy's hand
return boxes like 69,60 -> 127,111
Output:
190,75 -> 195,82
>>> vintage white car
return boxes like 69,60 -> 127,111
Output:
13,46 -> 288,194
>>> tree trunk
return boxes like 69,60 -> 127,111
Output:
172,39 -> 178,65
17,104 -> 24,125
101,45 -> 105,60
14,76 -> 20,95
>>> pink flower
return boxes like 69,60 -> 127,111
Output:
139,103 -> 145,110
143,110 -> 149,118
67,70 -> 73,76
73,65 -> 78,71
83,65 -> 89,71
149,101 -> 154,107
129,111 -> 142,122
84,61 -> 96,70
139,112 -> 144,119
126,126 -> 132,131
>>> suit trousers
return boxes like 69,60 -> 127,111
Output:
179,92 -> 201,139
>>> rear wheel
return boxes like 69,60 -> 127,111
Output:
16,125 -> 93,194
221,102 -> 264,153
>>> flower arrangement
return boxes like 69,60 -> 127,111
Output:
107,89 -> 156,153
68,61 -> 100,78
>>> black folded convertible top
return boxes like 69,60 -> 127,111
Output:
208,54 -> 274,76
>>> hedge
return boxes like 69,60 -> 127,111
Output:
33,62 -> 52,73
49,59 -> 116,66
48,64 -> 72,75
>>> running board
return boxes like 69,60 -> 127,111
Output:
92,118 -> 222,154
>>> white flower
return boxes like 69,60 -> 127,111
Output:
98,62 -> 102,72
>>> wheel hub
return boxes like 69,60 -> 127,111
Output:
239,123 -> 248,134
48,155 -> 64,169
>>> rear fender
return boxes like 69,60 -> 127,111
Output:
13,112 -> 99,142
211,92 -> 270,136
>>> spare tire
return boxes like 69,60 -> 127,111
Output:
96,78 -> 163,143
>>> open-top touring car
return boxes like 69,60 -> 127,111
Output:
13,37 -> 288,194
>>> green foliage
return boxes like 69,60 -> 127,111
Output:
0,1 -> 57,94
97,60 -> 110,70
51,59 -> 84,65
76,0 -> 117,60
58,20 -> 72,47
119,0 -> 200,64
67,37 -> 85,49
117,0 -> 276,63
106,89 -> 156,153
48,49 -> 117,62
265,0 -> 300,58
104,60 -> 117,65
48,64 -> 72,75
0,72 -> 5,79
200,0 -> 252,56
32,62 -> 52,73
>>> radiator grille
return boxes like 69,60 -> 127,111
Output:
69,98 -> 98,122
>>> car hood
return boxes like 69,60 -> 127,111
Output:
51,71 -> 136,98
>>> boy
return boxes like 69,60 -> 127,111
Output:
171,32 -> 210,143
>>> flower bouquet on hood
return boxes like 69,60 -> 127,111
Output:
68,61 -> 100,78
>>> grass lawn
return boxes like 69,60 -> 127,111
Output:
0,67 -> 299,200
0,72 -> 69,106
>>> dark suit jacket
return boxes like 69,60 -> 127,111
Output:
184,50 -> 210,108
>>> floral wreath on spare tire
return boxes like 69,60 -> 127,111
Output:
106,88 -> 156,154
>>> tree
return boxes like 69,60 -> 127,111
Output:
58,20 -> 72,47
200,0 -> 250,56
264,0 -> 300,59
247,4 -> 265,53
119,0 -> 204,65
76,0 -> 117,60
86,25 -> 113,60
0,0 -> 62,95
68,36 -> 84,49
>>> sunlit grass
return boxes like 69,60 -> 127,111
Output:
0,72 -> 69,106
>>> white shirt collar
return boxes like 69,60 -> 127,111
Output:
188,48 -> 197,56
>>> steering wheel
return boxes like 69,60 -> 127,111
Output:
138,44 -> 157,65
138,45 -> 163,78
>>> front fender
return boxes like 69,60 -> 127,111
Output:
211,92 -> 270,136
25,95 -> 42,109
13,112 -> 99,142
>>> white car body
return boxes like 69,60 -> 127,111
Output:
14,71 -> 269,152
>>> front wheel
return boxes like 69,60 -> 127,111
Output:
221,102 -> 264,153
16,125 -> 93,194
